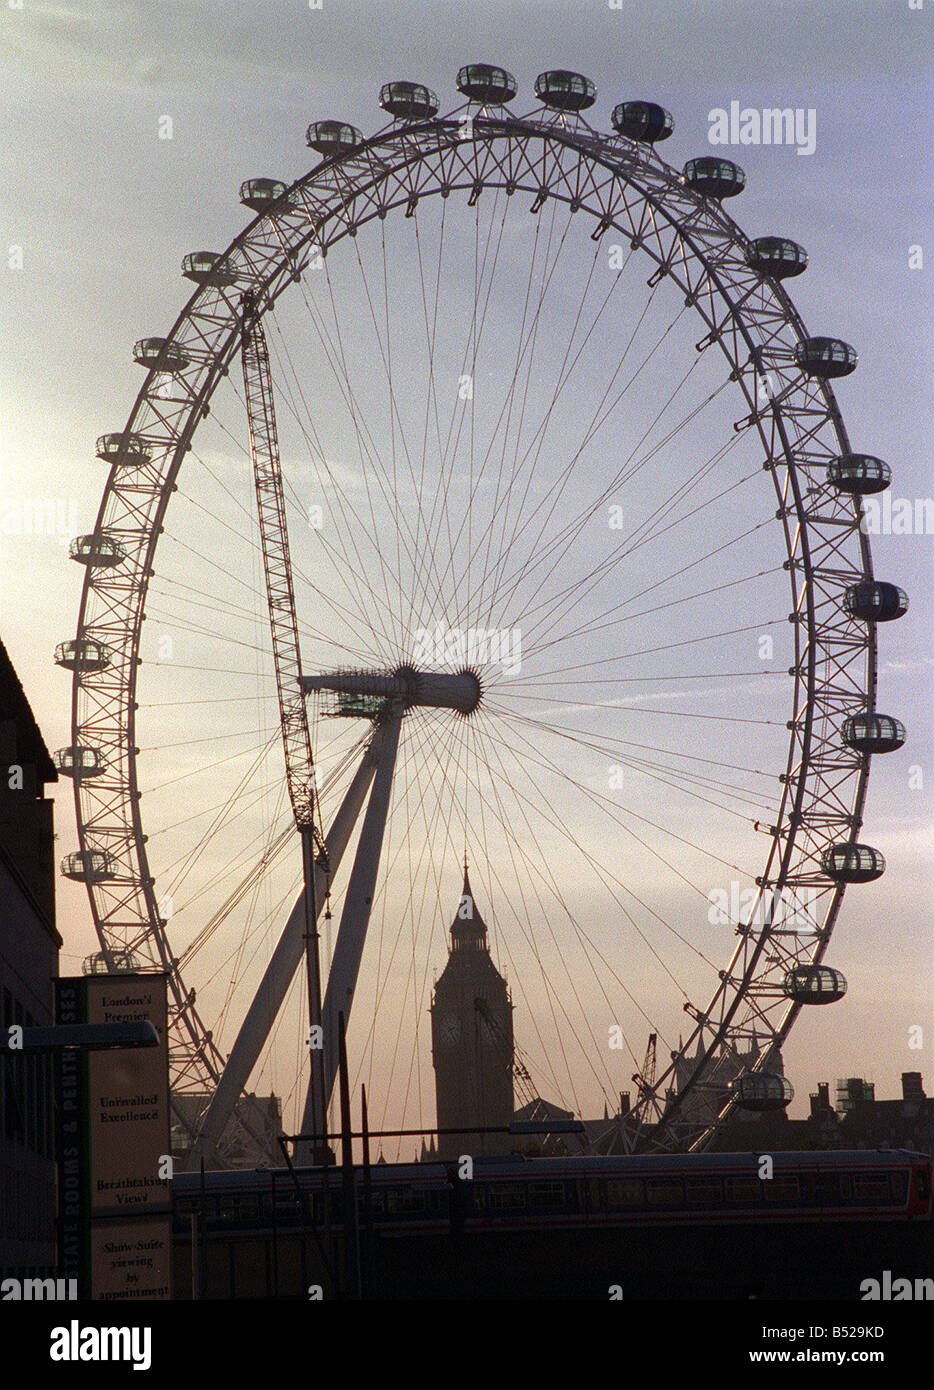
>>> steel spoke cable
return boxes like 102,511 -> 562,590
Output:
158,734 -> 282,899
479,705 -> 781,812
517,558 -> 781,662
475,374 -> 741,638
337,223 -> 440,635
481,698 -> 765,880
519,522 -> 778,658
317,255 -> 419,654
492,403 -> 751,647
466,228 -> 623,622
469,701 -> 626,1094
474,717 -> 652,1058
202,372 -> 399,657
462,715 -> 568,1104
495,617 -> 785,685
461,196 -> 572,617
479,346 -> 729,639
476,270 -> 678,616
419,187 -> 522,633
276,279 -> 415,656
463,723 -> 621,1108
475,721 -> 667,1080
260,320 -> 408,660
476,705 -> 721,941
432,194 -> 560,622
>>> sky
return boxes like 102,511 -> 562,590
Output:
1,0 -> 931,1145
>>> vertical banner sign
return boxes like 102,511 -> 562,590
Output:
56,974 -> 172,1299
55,978 -> 86,1288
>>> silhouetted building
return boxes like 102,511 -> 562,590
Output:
836,1076 -> 875,1114
666,1030 -> 785,1129
512,1096 -> 575,1156
574,1093 -> 634,1156
430,866 -> 513,1158
171,1093 -> 283,1168
712,1071 -> 933,1155
0,639 -> 60,1273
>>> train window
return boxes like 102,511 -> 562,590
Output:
487,1184 -> 526,1210
218,1196 -> 238,1220
685,1180 -> 722,1204
645,1180 -> 683,1205
529,1181 -> 566,1207
725,1177 -> 762,1203
763,1178 -> 800,1201
917,1168 -> 930,1201
853,1174 -> 894,1201
606,1179 -> 643,1206
890,1173 -> 908,1204
387,1190 -> 424,1213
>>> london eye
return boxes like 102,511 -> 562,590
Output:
55,66 -> 906,1160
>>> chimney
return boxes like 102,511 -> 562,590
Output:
902,1072 -> 925,1101
809,1082 -> 831,1119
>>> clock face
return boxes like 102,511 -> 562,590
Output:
439,1013 -> 461,1045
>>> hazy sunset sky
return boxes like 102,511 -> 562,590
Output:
2,0 -> 931,1142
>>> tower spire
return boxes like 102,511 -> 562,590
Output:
451,858 -> 487,949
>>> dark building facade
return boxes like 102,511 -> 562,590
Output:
710,1072 -> 933,1155
0,639 -> 60,1273
430,868 -> 513,1159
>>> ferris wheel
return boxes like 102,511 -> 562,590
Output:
55,65 -> 908,1160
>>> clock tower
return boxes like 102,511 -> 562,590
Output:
430,865 -> 514,1159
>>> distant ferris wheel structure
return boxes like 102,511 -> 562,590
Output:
55,65 -> 908,1157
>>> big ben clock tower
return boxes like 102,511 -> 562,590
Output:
430,864 -> 514,1159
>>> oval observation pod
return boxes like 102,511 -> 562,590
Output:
182,251 -> 238,288
611,101 -> 673,142
82,948 -> 142,975
843,581 -> 908,623
61,849 -> 118,883
95,432 -> 152,467
54,639 -> 111,673
239,178 -> 289,211
133,338 -> 189,372
783,965 -> 848,1004
826,454 -> 891,495
52,746 -> 107,779
379,82 -> 439,120
534,70 -> 596,112
456,64 -> 518,105
841,713 -> 905,754
69,534 -> 126,568
821,842 -> 886,883
794,336 -> 857,379
731,1073 -> 794,1112
683,157 -> 746,199
306,120 -> 364,157
745,236 -> 808,279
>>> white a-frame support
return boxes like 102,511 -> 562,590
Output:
299,704 -> 402,1141
187,726 -> 386,1168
